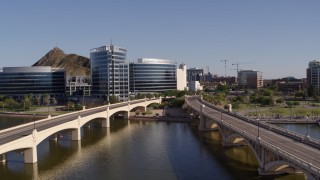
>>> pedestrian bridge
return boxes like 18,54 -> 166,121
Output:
185,96 -> 320,179
0,98 -> 161,164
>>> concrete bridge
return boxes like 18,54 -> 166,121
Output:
185,96 -> 320,179
0,98 -> 161,164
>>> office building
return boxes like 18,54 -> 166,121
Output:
0,66 -> 65,98
238,70 -> 263,89
66,75 -> 91,96
307,60 -> 320,93
177,63 -> 187,90
188,81 -> 203,91
187,68 -> 204,82
90,45 -> 129,101
130,58 -> 177,93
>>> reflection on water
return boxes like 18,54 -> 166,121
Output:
0,118 -> 308,180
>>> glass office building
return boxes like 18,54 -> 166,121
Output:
0,66 -> 65,97
90,45 -> 129,101
130,58 -> 177,93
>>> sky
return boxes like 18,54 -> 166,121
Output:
0,0 -> 319,79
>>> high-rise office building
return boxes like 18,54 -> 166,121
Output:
238,70 -> 263,89
307,60 -> 320,93
129,58 -> 177,93
0,66 -> 65,98
90,45 -> 129,101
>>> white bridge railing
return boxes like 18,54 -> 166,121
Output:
197,97 -> 320,147
185,97 -> 320,177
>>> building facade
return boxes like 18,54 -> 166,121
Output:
66,75 -> 91,96
238,70 -> 263,89
0,66 -> 65,98
188,81 -> 203,91
90,45 -> 129,101
307,60 -> 320,93
129,58 -> 177,93
176,64 -> 187,91
187,68 -> 204,82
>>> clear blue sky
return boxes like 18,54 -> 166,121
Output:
0,0 -> 319,79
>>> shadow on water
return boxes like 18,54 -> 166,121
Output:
188,126 -> 306,180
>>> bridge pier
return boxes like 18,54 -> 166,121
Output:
24,146 -> 37,163
124,112 -> 129,120
71,129 -> 81,141
25,163 -> 39,179
102,117 -> 110,128
0,154 -> 6,163
199,105 -> 206,131
49,133 -> 58,141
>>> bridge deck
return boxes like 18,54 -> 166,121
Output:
187,97 -> 320,175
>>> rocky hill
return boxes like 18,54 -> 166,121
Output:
32,47 -> 90,76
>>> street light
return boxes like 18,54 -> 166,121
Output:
306,116 -> 309,138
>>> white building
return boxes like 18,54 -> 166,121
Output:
188,81 -> 203,91
176,64 -> 187,91
65,75 -> 91,96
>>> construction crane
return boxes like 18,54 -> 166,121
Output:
220,59 -> 228,77
232,62 -> 254,74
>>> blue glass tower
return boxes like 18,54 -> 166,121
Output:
90,45 -> 129,101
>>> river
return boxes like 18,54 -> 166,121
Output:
0,117 -> 315,180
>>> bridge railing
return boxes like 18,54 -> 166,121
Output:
214,113 -> 320,177
0,98 -> 160,135
185,98 -> 320,176
193,96 -> 320,148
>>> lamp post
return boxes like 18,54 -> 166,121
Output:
306,116 -> 309,138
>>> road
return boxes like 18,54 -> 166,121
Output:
0,99 -> 146,147
187,97 -> 320,171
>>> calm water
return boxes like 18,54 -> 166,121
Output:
275,123 -> 320,140
0,117 -> 310,180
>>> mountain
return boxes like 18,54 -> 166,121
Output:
32,47 -> 90,76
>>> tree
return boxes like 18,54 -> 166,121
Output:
109,95 -> 119,104
66,101 -> 74,111
142,112 -> 146,117
135,112 -> 140,116
35,95 -> 42,106
52,97 -> 58,106
307,85 -> 317,98
23,94 -> 33,108
4,98 -> 19,110
276,98 -> 284,104
43,94 -> 50,106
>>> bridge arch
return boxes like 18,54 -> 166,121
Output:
224,133 -> 247,146
205,119 -> 220,130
